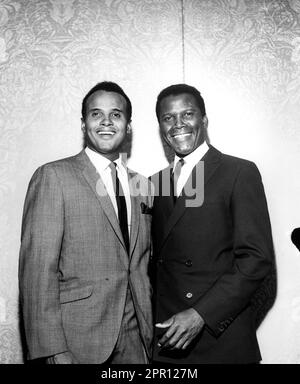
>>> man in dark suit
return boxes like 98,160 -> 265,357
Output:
19,82 -> 153,364
151,84 -> 274,364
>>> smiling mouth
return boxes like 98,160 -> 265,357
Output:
172,132 -> 192,138
96,130 -> 116,136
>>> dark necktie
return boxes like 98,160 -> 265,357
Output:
171,158 -> 185,203
109,162 -> 130,254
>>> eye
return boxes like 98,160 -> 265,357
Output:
163,115 -> 173,122
111,112 -> 121,119
184,111 -> 194,118
91,111 -> 101,118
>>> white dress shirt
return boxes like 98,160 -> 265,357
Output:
173,141 -> 209,197
85,147 -> 131,234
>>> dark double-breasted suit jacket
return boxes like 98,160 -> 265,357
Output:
151,145 -> 274,364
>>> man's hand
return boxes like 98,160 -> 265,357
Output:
156,308 -> 205,350
46,351 -> 78,364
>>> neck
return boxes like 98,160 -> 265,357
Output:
86,145 -> 119,162
175,140 -> 206,158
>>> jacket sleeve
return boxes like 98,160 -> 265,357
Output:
19,165 -> 69,359
194,162 -> 274,337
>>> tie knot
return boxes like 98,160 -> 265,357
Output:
172,158 -> 185,199
109,161 -> 117,169
173,158 -> 184,175
109,162 -> 118,175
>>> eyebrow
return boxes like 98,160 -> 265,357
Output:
161,108 -> 196,117
88,108 -> 124,113
110,108 -> 124,113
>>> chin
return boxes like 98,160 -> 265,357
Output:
175,146 -> 193,156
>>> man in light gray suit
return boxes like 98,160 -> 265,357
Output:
19,82 -> 153,364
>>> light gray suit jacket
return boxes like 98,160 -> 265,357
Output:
19,150 -> 153,363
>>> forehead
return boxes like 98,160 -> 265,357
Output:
160,93 -> 198,114
86,90 -> 126,111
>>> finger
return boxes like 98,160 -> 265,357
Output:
165,330 -> 185,350
157,325 -> 177,348
170,334 -> 189,350
155,318 -> 173,328
182,339 -> 192,350
155,323 -> 171,328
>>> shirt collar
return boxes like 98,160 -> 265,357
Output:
173,141 -> 209,171
85,147 -> 125,173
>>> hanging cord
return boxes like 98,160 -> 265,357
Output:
181,0 -> 185,83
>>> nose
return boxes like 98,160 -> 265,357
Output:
174,114 -> 184,129
101,115 -> 113,126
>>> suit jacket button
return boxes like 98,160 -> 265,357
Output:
158,259 -> 163,265
185,260 -> 192,267
186,292 -> 193,299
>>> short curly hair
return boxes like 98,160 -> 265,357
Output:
82,81 -> 132,122
156,84 -> 206,120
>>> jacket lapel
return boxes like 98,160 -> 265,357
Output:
128,171 -> 140,260
157,145 -> 222,254
73,151 -> 128,265
202,145 -> 222,186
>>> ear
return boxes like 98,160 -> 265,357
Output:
202,115 -> 208,128
81,118 -> 86,133
126,122 -> 132,134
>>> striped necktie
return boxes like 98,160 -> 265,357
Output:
171,158 -> 185,202
109,162 -> 130,254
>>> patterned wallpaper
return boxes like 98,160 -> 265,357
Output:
184,0 -> 300,140
0,0 -> 300,363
